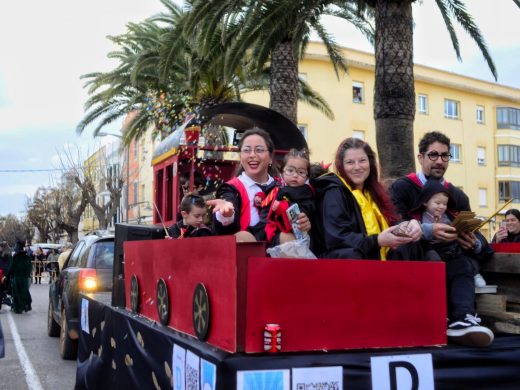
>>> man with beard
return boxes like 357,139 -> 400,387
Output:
390,131 -> 494,347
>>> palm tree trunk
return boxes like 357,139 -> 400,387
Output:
269,41 -> 298,124
374,0 -> 415,180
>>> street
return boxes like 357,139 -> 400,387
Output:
0,281 -> 76,390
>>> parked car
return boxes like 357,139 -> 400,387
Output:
47,231 -> 114,359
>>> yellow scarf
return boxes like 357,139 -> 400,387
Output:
335,174 -> 390,260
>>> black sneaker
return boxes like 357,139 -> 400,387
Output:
447,314 -> 494,347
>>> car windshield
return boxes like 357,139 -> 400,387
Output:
92,241 -> 114,269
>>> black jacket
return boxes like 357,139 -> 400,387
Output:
213,180 -> 277,240
168,221 -> 213,239
491,231 -> 520,243
390,174 -> 493,261
391,174 -> 470,219
312,173 -> 380,259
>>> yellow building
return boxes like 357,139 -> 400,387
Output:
127,124 -> 155,225
81,146 -> 106,233
245,41 -> 520,235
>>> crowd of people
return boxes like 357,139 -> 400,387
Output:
170,128 -> 510,349
0,241 -> 72,314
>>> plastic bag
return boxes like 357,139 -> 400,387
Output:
266,236 -> 317,259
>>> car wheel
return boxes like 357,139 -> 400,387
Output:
47,300 -> 60,337
59,308 -> 77,360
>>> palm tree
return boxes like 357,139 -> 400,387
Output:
185,0 -> 374,123
360,0 -> 520,178
78,0 -> 337,145
76,20 -> 168,145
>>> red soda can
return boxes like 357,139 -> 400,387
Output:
264,323 -> 281,353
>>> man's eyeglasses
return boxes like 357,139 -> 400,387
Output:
240,146 -> 268,155
424,152 -> 452,162
283,166 -> 308,178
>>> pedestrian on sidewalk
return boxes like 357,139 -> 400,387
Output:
0,241 -> 13,310
11,240 -> 33,314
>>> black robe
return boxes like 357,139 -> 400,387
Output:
10,251 -> 32,313
213,180 -> 278,241
312,173 -> 382,259
168,221 -> 213,239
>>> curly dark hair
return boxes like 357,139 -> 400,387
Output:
418,131 -> 451,154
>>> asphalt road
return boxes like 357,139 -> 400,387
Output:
0,281 -> 77,390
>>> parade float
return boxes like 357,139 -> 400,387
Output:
75,103 -> 520,390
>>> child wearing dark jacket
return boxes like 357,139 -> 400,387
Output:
168,195 -> 213,239
410,179 -> 490,287
264,149 -> 315,245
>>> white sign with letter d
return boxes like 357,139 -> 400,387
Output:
371,353 -> 434,390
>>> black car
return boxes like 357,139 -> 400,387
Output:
47,231 -> 114,359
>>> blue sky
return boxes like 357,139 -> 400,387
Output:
1,0 -> 519,216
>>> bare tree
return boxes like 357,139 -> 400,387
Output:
26,186 -> 54,243
57,144 -> 124,232
83,162 -> 124,230
0,214 -> 34,247
81,145 -> 125,230
50,177 -> 89,243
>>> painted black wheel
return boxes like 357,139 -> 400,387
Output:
156,279 -> 170,325
192,283 -> 210,341
130,275 -> 139,313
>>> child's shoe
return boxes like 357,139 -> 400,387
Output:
474,273 -> 487,288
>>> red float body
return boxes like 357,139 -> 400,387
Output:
124,236 -> 446,353
491,242 -> 520,253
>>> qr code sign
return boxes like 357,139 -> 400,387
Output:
186,365 -> 199,390
296,382 -> 340,390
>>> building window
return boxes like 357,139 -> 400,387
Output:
498,145 -> 520,167
499,181 -> 520,202
450,144 -> 461,162
479,188 -> 487,207
133,180 -> 138,204
297,124 -> 307,139
133,140 -> 138,160
497,107 -> 520,130
444,99 -> 460,119
418,94 -> 428,114
477,147 -> 486,166
352,130 -> 365,140
352,81 -> 364,103
476,105 -> 485,124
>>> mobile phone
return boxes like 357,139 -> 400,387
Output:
286,203 -> 305,240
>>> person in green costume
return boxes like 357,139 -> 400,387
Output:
0,241 -> 13,310
10,240 -> 32,313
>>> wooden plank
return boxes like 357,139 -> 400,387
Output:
481,253 -> 520,273
479,310 -> 520,334
481,273 -> 520,304
495,322 -> 520,334
476,294 -> 507,313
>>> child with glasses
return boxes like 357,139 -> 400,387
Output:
264,149 -> 315,245
168,195 -> 213,239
